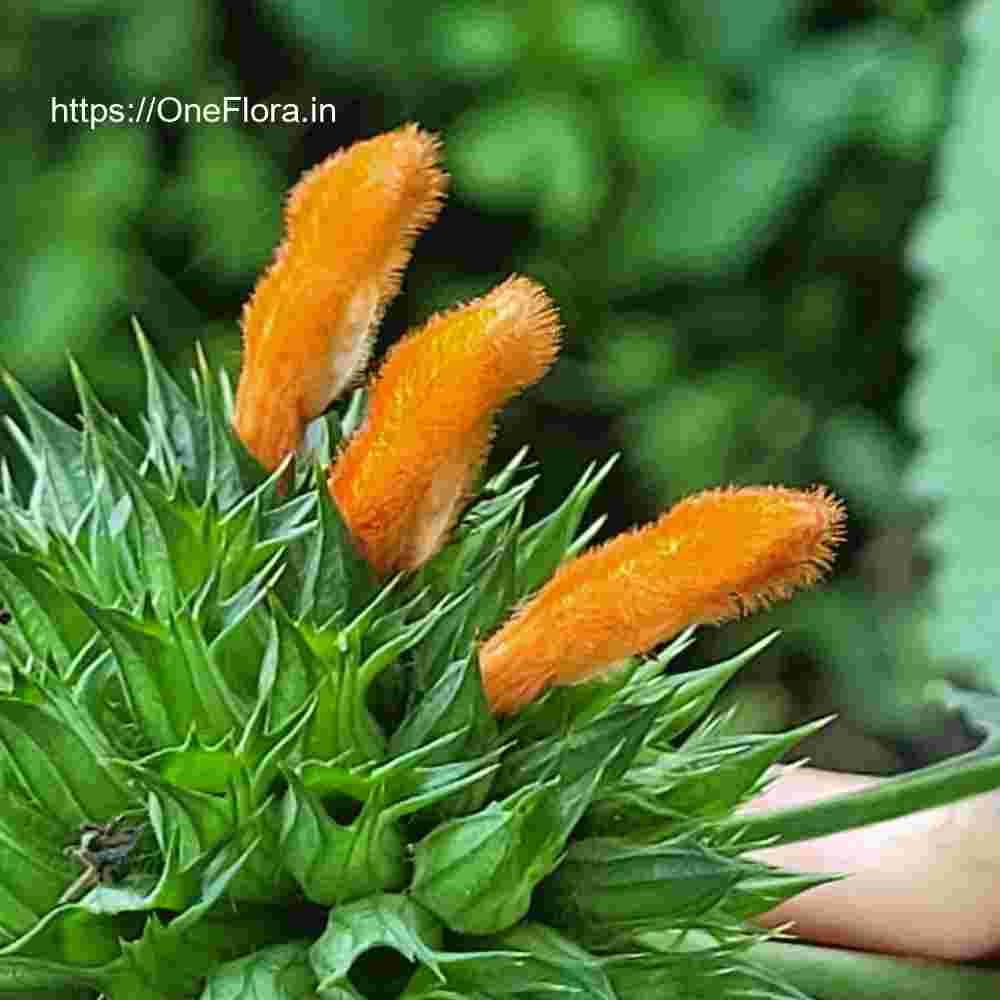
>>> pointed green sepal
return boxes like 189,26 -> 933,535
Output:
710,864 -> 842,922
496,689 -> 673,830
645,632 -> 781,744
515,455 -> 617,597
586,715 -> 834,837
539,836 -> 754,941
389,653 -> 498,818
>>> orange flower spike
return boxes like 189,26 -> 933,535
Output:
234,125 -> 447,471
329,275 -> 561,577
480,485 -> 846,714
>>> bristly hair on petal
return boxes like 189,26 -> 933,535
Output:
480,485 -> 846,714
234,125 -> 447,472
329,275 -> 562,577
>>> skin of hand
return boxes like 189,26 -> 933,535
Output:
739,766 -> 1000,961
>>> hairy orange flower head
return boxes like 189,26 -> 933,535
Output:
234,125 -> 446,471
480,485 -> 845,714
329,276 -> 561,577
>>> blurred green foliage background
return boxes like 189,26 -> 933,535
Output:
5,0 -> 981,770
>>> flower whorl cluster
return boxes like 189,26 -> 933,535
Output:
233,124 -> 846,715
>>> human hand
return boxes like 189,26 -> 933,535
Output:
740,765 -> 1000,961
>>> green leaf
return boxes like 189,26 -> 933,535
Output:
430,515 -> 521,659
84,603 -> 247,748
280,477 -> 376,626
666,716 -> 833,814
188,343 -> 268,511
309,894 -> 444,995
135,321 -> 211,495
69,355 -> 147,470
263,606 -> 387,766
129,754 -> 295,907
98,839 -> 288,999
0,549 -> 94,672
428,462 -> 535,595
134,323 -> 263,512
278,774 -> 407,905
605,939 -> 810,1000
218,798 -> 300,906
379,743 -> 506,821
259,494 -> 319,552
2,372 -> 90,537
405,922 -> 618,1000
462,922 -> 615,999
201,940 -> 320,1000
357,590 -> 469,694
137,766 -> 235,875
411,781 -> 564,935
0,699 -> 132,829
139,734 -> 243,797
85,431 -> 204,614
0,794 -> 77,942
0,903 -> 136,992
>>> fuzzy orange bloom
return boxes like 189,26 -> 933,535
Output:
234,125 -> 446,471
480,486 -> 845,714
329,276 -> 561,577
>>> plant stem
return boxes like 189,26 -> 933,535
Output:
743,937 -> 1000,1000
715,748 -> 1000,845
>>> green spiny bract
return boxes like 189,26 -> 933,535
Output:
0,330 -> 819,999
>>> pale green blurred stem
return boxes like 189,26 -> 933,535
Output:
715,750 -> 1000,845
744,938 -> 1000,1000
